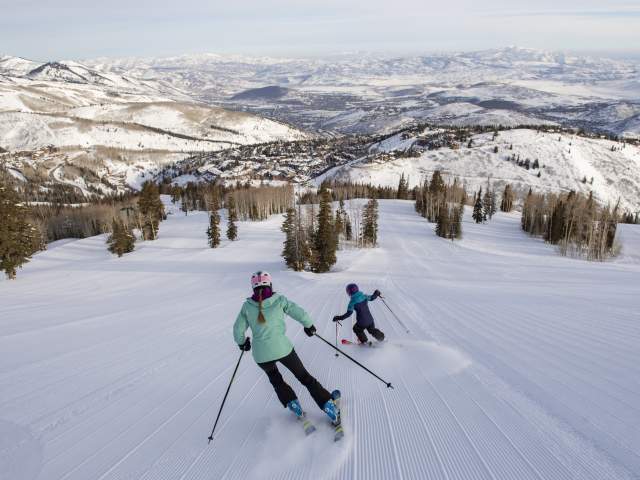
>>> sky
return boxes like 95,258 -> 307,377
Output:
1,0 -> 639,60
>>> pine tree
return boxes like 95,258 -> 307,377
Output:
207,196 -> 221,248
472,190 -> 484,224
310,187 -> 337,272
344,211 -> 353,241
361,198 -> 379,247
426,171 -> 446,222
226,193 -> 238,241
281,207 -> 308,271
482,186 -> 495,221
138,181 -> 164,240
0,181 -> 42,278
397,173 -> 409,200
107,218 -> 135,257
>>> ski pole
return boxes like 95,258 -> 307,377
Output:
207,349 -> 245,444
314,332 -> 393,389
379,296 -> 410,333
334,321 -> 340,357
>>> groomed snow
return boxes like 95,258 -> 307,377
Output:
1,199 -> 639,479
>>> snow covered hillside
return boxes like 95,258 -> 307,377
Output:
321,128 -> 640,212
89,47 -> 640,136
0,56 -> 307,195
1,199 -> 639,480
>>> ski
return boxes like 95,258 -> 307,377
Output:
299,412 -> 316,436
289,399 -> 316,436
341,338 -> 374,347
331,389 -> 344,442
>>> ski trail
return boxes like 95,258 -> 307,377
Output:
2,201 -> 639,480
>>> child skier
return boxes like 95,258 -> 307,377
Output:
333,283 -> 386,344
234,271 -> 340,427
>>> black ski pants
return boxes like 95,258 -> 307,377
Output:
258,349 -> 331,409
353,322 -> 385,343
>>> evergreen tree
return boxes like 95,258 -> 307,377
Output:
138,182 -> 164,240
397,173 -> 409,200
281,207 -> 308,271
472,190 -> 484,223
426,171 -> 446,221
107,218 -> 135,257
361,198 -> 379,247
310,187 -> 337,272
0,181 -> 42,279
435,204 -> 463,240
207,196 -> 221,248
226,193 -> 238,241
344,211 -> 353,241
482,186 -> 496,220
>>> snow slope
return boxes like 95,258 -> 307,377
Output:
321,128 -> 640,211
1,199 -> 639,479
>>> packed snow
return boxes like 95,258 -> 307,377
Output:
1,198 -> 639,480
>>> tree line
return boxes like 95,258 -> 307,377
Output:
169,182 -> 294,221
0,178 -> 45,279
521,189 -> 620,260
282,187 -> 379,273
414,170 -> 466,240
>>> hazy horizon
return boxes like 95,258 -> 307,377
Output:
4,47 -> 640,65
1,0 -> 639,61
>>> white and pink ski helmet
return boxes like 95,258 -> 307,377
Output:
251,271 -> 272,289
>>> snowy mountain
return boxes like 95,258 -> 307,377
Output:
0,56 -> 308,196
1,197 -> 639,479
3,48 -> 640,204
88,47 -> 640,137
0,55 -> 42,76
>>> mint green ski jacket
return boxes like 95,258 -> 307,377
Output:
233,293 -> 313,364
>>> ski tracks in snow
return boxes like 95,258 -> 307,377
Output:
1,201 -> 639,479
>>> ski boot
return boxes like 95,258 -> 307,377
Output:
288,399 -> 316,436
327,390 -> 344,441
371,329 -> 385,342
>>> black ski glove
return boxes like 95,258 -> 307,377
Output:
371,289 -> 381,300
239,337 -> 251,351
332,315 -> 342,323
304,325 -> 316,337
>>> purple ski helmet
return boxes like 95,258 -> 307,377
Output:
346,283 -> 359,296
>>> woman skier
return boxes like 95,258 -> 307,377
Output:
333,283 -> 386,345
234,271 -> 340,430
